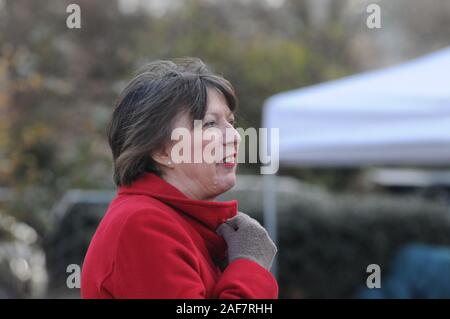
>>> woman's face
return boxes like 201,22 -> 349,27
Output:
159,88 -> 241,201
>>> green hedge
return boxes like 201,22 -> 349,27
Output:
275,194 -> 450,298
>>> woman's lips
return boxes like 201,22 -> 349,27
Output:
218,152 -> 237,168
222,162 -> 236,168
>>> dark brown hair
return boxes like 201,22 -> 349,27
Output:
108,58 -> 238,187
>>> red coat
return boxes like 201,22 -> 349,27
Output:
81,173 -> 278,298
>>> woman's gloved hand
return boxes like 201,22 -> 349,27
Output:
216,212 -> 277,271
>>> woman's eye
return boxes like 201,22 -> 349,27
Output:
228,119 -> 235,126
203,121 -> 216,128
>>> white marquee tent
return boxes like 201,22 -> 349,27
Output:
261,46 -> 450,275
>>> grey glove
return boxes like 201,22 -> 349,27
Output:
216,212 -> 277,271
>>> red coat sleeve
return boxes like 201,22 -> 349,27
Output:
110,209 -> 278,299
213,258 -> 278,299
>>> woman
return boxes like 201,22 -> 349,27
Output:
81,58 -> 278,299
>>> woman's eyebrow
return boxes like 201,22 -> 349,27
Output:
205,110 -> 233,117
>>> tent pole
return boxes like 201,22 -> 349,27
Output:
263,173 -> 278,278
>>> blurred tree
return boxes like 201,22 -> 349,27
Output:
5,0 -> 447,229
0,0 -> 148,232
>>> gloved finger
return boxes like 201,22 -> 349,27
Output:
223,214 -> 240,229
246,215 -> 263,227
216,222 -> 235,238
225,212 -> 252,229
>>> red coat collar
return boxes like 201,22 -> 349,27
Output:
117,173 -> 237,265
117,173 -> 238,230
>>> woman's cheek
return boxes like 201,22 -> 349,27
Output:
201,136 -> 222,164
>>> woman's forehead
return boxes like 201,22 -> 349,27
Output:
206,89 -> 233,116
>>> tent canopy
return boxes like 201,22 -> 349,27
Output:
261,47 -> 450,277
263,46 -> 450,166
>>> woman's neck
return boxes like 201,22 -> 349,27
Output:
162,173 -> 217,202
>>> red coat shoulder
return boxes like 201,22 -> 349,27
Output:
81,194 -> 199,298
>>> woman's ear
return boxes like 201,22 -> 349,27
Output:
152,148 -> 174,169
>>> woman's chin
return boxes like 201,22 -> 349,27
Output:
215,164 -> 237,193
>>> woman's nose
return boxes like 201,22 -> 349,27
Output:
223,127 -> 240,162
223,126 -> 241,147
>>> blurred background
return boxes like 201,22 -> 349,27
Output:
0,0 -> 449,298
